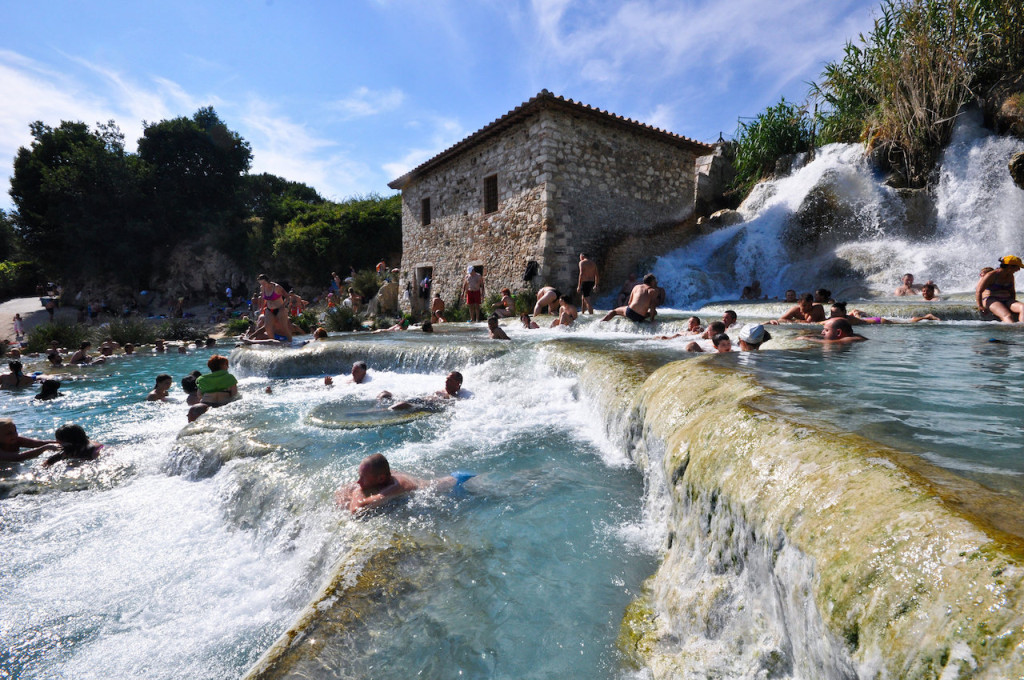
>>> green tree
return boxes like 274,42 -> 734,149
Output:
10,120 -> 145,284
137,106 -> 252,240
272,194 -> 401,287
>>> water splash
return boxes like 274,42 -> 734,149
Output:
654,109 -> 1024,307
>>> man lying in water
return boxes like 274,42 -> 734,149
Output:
797,317 -> 868,344
334,453 -> 473,513
377,371 -> 465,410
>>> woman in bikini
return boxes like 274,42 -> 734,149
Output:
257,274 -> 292,341
976,255 -> 1024,323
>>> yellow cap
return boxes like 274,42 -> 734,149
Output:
1001,255 -> 1023,267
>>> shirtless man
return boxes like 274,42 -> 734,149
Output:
602,274 -> 658,322
325,360 -> 370,386
377,371 -> 465,411
551,295 -> 578,327
658,316 -> 702,340
771,293 -> 826,324
894,273 -> 920,296
430,293 -> 446,323
463,266 -> 485,322
797,317 -> 868,343
577,253 -> 599,314
146,374 -> 173,401
0,418 -> 58,463
334,453 -> 461,514
487,315 -> 510,339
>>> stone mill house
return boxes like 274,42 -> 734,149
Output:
387,90 -> 722,316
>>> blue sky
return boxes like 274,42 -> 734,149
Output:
0,0 -> 880,210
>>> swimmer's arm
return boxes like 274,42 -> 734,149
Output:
347,479 -> 405,513
1,442 -> 59,463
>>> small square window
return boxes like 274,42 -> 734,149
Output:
421,197 -> 431,226
483,174 -> 498,214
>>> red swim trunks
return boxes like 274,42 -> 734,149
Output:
466,290 -> 482,305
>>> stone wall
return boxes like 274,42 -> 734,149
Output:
540,110 -> 701,293
398,106 -> 705,314
398,111 -> 550,316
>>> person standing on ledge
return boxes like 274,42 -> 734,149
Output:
463,266 -> 485,323
577,253 -> 599,314
976,255 -> 1024,323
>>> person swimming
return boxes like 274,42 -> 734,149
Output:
41,423 -> 103,468
334,453 -> 474,514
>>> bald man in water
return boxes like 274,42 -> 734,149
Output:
334,453 -> 458,513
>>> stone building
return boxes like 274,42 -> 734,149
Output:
387,90 -> 712,316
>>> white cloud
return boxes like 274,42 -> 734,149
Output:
327,86 -> 405,120
645,103 -> 674,131
528,0 -> 877,90
239,97 -> 374,201
381,116 -> 465,182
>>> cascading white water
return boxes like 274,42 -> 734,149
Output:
654,109 -> 1024,307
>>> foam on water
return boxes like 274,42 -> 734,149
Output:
653,108 -> 1024,307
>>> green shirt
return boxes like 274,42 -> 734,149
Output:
196,370 -> 237,394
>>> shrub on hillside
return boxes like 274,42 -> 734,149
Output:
731,98 -> 815,195
158,318 -> 206,341
105,318 -> 157,346
25,321 -> 92,353
323,307 -> 360,332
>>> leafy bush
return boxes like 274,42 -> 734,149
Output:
272,194 -> 401,287
224,317 -> 251,335
291,309 -> 319,334
105,317 -> 157,346
514,290 -> 533,315
350,268 -> 381,303
731,98 -> 815,195
442,298 -> 470,322
158,318 -> 207,341
811,0 -> 1024,186
25,321 -> 92,353
323,307 -> 360,332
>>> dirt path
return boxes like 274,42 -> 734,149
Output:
0,297 -> 78,343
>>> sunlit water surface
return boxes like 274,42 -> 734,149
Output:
0,342 -> 658,679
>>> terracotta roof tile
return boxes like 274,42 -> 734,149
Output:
387,90 -> 712,189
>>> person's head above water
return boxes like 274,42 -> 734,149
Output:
207,354 -> 229,372
784,289 -> 797,302
643,273 -> 657,287
830,301 -> 848,317
737,324 -> 771,350
351,361 -> 368,383
36,379 -> 62,400
445,371 -> 463,396
722,310 -> 737,327
712,333 -> 732,352
357,453 -> 393,492
487,315 -> 500,329
821,317 -> 856,341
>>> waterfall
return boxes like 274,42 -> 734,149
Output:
654,109 -> 1024,307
